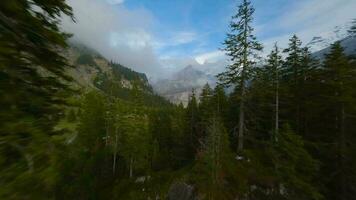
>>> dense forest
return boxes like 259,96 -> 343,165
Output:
1,0 -> 356,199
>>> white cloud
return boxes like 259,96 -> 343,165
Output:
61,0 -> 204,78
62,0 -> 162,76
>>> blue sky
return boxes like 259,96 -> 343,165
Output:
124,0 -> 232,58
63,0 -> 356,77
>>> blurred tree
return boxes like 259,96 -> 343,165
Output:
0,0 -> 73,198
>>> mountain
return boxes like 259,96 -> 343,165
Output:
64,41 -> 170,107
306,24 -> 351,52
153,65 -> 216,105
306,22 -> 356,58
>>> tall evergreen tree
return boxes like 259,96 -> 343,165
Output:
267,44 -> 283,141
185,90 -> 200,158
218,0 -> 262,152
282,35 -> 304,134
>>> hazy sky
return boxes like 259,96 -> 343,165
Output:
61,0 -> 356,79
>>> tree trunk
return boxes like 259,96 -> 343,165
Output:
129,156 -> 133,178
238,18 -> 248,152
275,62 -> 279,142
340,104 -> 346,200
238,90 -> 245,151
113,133 -> 118,175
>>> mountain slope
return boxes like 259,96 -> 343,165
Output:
64,42 -> 170,107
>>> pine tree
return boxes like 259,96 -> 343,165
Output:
185,90 -> 200,158
282,35 -> 304,134
218,0 -> 262,152
283,35 -> 303,84
267,44 -> 283,141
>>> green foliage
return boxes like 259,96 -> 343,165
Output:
93,63 -> 170,108
110,62 -> 149,85
192,117 -> 240,199
272,125 -> 321,200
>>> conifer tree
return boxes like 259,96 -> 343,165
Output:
218,0 -> 262,152
283,35 -> 303,83
185,90 -> 200,157
267,44 -> 283,141
282,35 -> 304,133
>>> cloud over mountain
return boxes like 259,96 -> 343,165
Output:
61,0 -> 163,76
